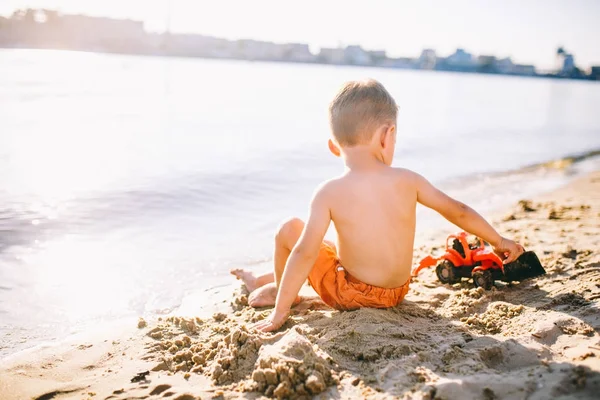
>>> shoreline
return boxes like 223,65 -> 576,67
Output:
2,47 -> 599,84
1,170 -> 599,399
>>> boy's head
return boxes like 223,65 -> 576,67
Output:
328,79 -> 398,150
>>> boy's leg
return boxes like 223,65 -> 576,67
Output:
229,270 -> 274,293
230,217 -> 305,307
273,217 -> 305,285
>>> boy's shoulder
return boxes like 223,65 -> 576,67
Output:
314,175 -> 345,194
390,167 -> 419,179
315,168 -> 421,195
381,167 -> 422,186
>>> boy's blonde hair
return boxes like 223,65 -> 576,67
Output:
328,79 -> 398,146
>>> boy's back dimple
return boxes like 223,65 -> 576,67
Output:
326,167 -> 418,288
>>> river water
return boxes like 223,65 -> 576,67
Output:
1,49 -> 599,357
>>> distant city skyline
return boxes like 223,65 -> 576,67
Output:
1,0 -> 599,69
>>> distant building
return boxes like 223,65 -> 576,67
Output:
165,34 -> 224,57
513,64 -> 536,76
318,47 -> 345,64
236,39 -> 286,61
203,37 -> 237,58
418,49 -> 436,69
379,57 -> 414,69
495,57 -> 514,74
477,55 -> 498,73
368,50 -> 387,65
369,50 -> 386,58
435,48 -> 477,72
282,43 -> 314,63
555,47 -> 579,77
344,45 -> 372,65
589,66 -> 600,81
59,14 -> 145,52
446,48 -> 475,67
561,54 -> 575,75
0,9 -> 146,53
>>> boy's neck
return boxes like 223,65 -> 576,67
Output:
342,146 -> 386,171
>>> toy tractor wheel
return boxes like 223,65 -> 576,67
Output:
436,260 -> 459,284
473,270 -> 494,290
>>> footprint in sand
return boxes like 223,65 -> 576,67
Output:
149,384 -> 171,395
107,383 -> 198,400
172,395 -> 196,400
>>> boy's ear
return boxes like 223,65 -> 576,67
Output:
380,124 -> 396,148
328,139 -> 341,157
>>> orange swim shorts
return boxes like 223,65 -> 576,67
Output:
307,243 -> 410,311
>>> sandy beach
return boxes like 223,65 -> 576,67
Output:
1,171 -> 599,400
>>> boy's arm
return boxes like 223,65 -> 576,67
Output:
254,186 -> 332,332
414,173 -> 524,263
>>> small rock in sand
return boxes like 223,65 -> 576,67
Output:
213,312 -> 227,322
518,200 -> 536,212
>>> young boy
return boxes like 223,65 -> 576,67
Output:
231,79 -> 524,332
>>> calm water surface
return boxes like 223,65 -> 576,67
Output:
1,49 -> 599,356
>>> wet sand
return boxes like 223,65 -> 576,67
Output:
1,171 -> 599,400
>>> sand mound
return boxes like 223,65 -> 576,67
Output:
144,316 -> 338,398
210,327 -> 263,385
461,302 -> 524,334
247,327 -> 337,398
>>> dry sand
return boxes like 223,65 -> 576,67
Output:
1,171 -> 599,400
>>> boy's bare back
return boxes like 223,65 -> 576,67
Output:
322,167 -> 417,288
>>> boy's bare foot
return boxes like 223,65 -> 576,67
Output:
248,282 -> 302,308
230,269 -> 259,292
248,282 -> 278,307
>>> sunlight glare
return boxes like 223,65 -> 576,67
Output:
28,235 -> 136,319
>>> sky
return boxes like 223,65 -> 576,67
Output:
1,0 -> 599,70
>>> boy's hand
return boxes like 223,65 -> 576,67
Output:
252,308 -> 290,332
493,237 -> 525,264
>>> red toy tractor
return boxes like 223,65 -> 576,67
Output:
411,232 -> 545,290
